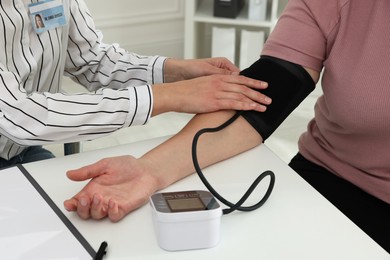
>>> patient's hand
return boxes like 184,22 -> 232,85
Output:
64,155 -> 160,222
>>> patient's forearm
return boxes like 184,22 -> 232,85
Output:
140,110 -> 263,190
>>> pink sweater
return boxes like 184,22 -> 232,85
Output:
262,0 -> 390,203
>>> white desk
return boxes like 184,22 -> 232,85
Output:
23,136 -> 389,259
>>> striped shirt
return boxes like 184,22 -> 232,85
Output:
0,0 -> 166,159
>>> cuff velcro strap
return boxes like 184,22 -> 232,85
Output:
240,56 -> 315,141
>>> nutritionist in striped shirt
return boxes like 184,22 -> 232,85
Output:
0,0 -> 271,168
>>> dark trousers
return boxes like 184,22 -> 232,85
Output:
0,146 -> 55,169
289,153 -> 390,253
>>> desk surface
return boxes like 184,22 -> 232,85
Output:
23,136 -> 389,259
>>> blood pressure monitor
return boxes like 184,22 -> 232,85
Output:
149,190 -> 222,251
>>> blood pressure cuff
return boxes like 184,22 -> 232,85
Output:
240,56 -> 315,141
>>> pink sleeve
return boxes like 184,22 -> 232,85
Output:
262,0 -> 341,72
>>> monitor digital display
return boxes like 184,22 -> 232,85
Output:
166,197 -> 206,212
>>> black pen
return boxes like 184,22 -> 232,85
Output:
94,241 -> 108,260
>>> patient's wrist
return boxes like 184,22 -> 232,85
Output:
138,157 -> 170,192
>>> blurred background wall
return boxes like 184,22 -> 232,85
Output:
84,0 -> 185,58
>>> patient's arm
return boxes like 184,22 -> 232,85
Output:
64,110 -> 261,222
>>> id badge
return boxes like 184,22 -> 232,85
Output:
29,0 -> 67,33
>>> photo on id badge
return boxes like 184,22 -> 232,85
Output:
29,0 -> 66,33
